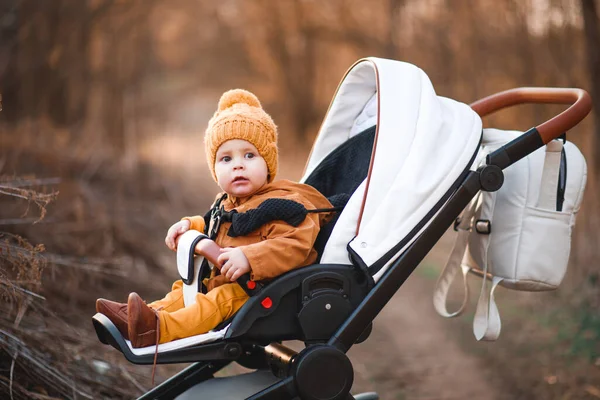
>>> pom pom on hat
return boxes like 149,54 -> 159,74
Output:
218,89 -> 261,111
205,89 -> 278,184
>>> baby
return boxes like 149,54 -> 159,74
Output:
96,89 -> 332,348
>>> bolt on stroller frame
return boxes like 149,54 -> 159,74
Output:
93,58 -> 591,400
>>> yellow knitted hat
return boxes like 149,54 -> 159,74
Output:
205,89 -> 278,183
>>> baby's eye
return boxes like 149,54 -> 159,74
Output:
220,156 -> 231,162
245,152 -> 255,159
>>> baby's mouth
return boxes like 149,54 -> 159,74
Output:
232,176 -> 248,183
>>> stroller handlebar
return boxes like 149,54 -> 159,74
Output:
470,87 -> 592,144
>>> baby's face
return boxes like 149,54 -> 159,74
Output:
215,139 -> 268,198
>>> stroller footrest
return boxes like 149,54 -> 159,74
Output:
92,313 -> 241,365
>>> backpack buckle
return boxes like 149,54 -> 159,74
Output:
453,217 -> 461,231
475,219 -> 491,234
453,217 -> 472,232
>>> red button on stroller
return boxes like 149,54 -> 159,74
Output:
93,57 -> 591,400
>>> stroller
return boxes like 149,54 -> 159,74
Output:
92,57 -> 592,400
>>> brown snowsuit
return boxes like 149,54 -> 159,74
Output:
149,179 -> 332,343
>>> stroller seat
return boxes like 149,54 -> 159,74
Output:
92,57 -> 591,400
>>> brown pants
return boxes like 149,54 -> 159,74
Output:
149,280 -> 249,344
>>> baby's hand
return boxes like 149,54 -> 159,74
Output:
165,220 -> 191,251
217,247 -> 251,282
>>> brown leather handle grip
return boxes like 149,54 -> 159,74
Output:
470,87 -> 592,144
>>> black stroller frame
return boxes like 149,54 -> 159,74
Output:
93,87 -> 591,400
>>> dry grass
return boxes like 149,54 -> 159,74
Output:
0,126 -> 215,398
0,177 -> 104,399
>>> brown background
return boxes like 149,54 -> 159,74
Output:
1,1 -> 600,398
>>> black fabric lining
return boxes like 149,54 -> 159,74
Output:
365,132 -> 483,276
305,126 -> 376,197
304,126 -> 376,261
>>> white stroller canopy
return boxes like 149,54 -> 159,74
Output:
301,57 -> 482,282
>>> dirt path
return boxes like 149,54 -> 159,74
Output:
347,236 -> 507,400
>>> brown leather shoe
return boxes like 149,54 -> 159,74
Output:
127,292 -> 159,348
96,298 -> 129,340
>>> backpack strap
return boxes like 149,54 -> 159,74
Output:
471,190 -> 501,341
473,274 -> 503,341
537,139 -> 564,211
433,190 -> 504,341
433,194 -> 479,317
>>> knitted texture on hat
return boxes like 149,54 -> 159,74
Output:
205,89 -> 278,183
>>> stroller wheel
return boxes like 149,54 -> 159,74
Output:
293,345 -> 353,400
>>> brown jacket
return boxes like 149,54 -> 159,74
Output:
183,179 -> 332,290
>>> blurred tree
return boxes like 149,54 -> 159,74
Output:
228,0 -> 321,143
581,0 -> 600,171
0,0 -> 254,160
231,0 -> 406,142
262,0 -> 319,141
0,0 -> 18,107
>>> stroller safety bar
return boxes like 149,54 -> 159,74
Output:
179,231 -> 263,298
471,88 -> 592,170
190,234 -> 263,295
